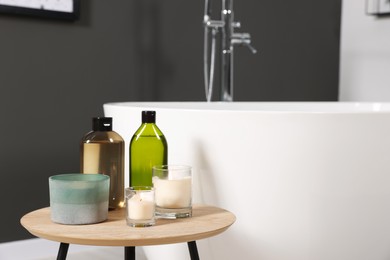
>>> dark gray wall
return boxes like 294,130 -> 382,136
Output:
0,1 -> 136,242
0,0 -> 340,243
134,0 -> 341,101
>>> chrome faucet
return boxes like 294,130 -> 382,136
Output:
203,0 -> 257,102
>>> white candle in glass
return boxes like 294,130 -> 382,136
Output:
127,193 -> 154,220
153,176 -> 191,208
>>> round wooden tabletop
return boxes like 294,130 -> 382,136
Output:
20,204 -> 236,247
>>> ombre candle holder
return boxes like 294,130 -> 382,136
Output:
49,173 -> 110,225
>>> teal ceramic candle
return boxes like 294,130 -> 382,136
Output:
49,173 -> 110,224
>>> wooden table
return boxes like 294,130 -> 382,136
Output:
20,204 -> 236,260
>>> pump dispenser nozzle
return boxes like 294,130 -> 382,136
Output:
92,117 -> 113,131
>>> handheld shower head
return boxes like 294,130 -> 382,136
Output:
202,0 -> 256,102
204,0 -> 212,17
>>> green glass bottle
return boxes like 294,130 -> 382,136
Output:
130,111 -> 168,187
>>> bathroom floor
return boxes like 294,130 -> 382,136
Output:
37,247 -> 124,260
0,239 -> 147,260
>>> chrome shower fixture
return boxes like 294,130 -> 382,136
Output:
203,0 -> 257,102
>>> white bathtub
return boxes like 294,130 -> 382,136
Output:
104,102 -> 390,260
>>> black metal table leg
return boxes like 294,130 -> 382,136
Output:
56,243 -> 69,260
56,242 -> 197,260
187,241 -> 200,260
125,246 -> 136,260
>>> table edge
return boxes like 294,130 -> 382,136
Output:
20,204 -> 236,247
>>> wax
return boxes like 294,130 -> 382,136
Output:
153,176 -> 191,208
127,193 -> 154,220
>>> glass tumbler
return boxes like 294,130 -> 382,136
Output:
152,165 -> 192,219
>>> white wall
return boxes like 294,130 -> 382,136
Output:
340,0 -> 390,101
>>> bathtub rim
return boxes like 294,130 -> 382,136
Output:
104,101 -> 390,114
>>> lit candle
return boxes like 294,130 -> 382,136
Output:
153,176 -> 192,208
127,193 -> 154,220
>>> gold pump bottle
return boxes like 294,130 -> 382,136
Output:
80,117 -> 125,210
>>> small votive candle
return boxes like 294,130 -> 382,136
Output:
152,165 -> 192,219
125,187 -> 155,227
